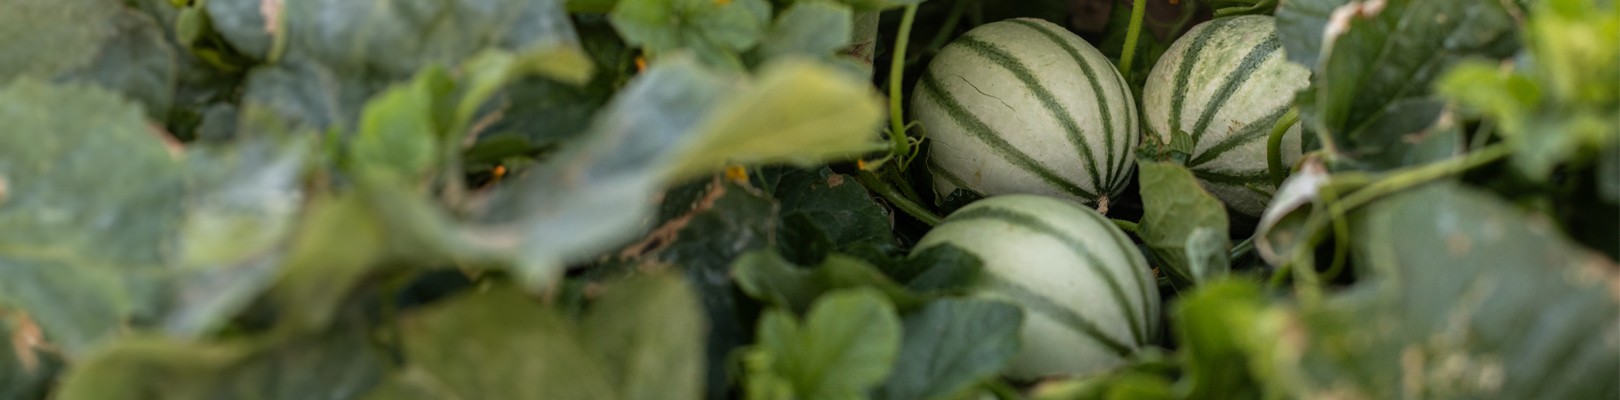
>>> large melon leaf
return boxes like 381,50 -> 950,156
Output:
1276,0 -> 1519,170
1276,183 -> 1620,398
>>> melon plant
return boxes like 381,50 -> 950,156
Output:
911,195 -> 1160,380
912,18 -> 1139,208
1140,15 -> 1310,216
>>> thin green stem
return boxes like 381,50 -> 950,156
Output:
1230,237 -> 1254,261
1274,145 -> 1512,292
889,4 -> 920,167
1117,0 -> 1149,78
1268,108 -> 1300,186
1112,218 -> 1141,234
1470,118 -> 1497,151
857,170 -> 942,226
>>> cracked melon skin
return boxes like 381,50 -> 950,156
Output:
1141,15 -> 1311,216
911,195 -> 1161,380
913,18 -> 1139,209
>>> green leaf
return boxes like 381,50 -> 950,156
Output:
59,10 -> 180,120
732,251 -> 927,314
164,135 -> 313,337
238,61 -> 356,134
1276,182 -> 1620,398
668,58 -> 886,180
758,1 -> 854,60
886,243 -> 984,293
640,179 -> 777,399
56,328 -> 388,400
746,289 -> 902,399
0,80 -> 183,356
211,0 -> 590,81
761,167 -> 895,264
0,0 -> 121,81
1280,0 -> 1519,170
1172,280 -> 1272,399
877,299 -> 1023,400
265,194 -> 386,333
398,285 -> 616,400
1136,161 -> 1229,286
610,0 -> 772,67
581,274 -> 708,400
350,69 -> 452,182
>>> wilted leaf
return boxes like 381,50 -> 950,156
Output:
877,299 -> 1022,400
1137,161 -> 1230,286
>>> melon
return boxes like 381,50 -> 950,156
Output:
1140,15 -> 1311,216
911,195 -> 1160,380
912,18 -> 1139,208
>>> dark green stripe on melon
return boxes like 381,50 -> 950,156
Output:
953,34 -> 1106,194
1188,105 -> 1291,168
1168,17 -> 1234,142
1005,19 -> 1129,195
981,274 -> 1134,357
1188,35 -> 1282,145
941,206 -> 1147,346
918,73 -> 1099,200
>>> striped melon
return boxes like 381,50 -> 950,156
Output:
911,195 -> 1160,380
913,18 -> 1139,209
1141,15 -> 1310,216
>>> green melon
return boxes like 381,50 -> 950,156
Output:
911,195 -> 1160,380
1141,15 -> 1311,216
913,18 -> 1138,208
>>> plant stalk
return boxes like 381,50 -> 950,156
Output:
857,170 -> 942,226
1117,0 -> 1149,78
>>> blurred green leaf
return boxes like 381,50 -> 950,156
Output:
0,80 -> 183,356
744,288 -> 902,399
266,195 -> 387,333
350,69 -> 453,183
1436,0 -> 1619,179
732,251 -> 927,314
610,0 -> 772,67
56,328 -> 388,400
1137,161 -> 1229,286
668,59 -> 885,180
1276,182 -> 1620,398
581,275 -> 708,400
394,273 -> 707,400
877,299 -> 1022,400
1279,0 -> 1519,170
164,135 -> 313,337
1172,280 -> 1272,399
398,285 -> 616,399
0,0 -> 121,81
758,1 -> 854,60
